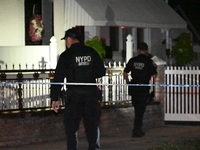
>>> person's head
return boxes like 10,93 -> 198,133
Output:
138,42 -> 148,55
61,28 -> 81,48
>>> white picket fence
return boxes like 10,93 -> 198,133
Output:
165,66 -> 200,121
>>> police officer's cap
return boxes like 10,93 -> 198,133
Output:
138,42 -> 148,51
61,28 -> 80,40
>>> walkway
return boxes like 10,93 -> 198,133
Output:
1,124 -> 200,150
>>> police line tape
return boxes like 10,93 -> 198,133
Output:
0,81 -> 200,87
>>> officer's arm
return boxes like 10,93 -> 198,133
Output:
123,72 -> 130,83
94,51 -> 106,78
152,74 -> 157,79
123,59 -> 132,84
51,53 -> 67,102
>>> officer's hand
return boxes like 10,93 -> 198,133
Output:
125,80 -> 130,84
52,101 -> 60,113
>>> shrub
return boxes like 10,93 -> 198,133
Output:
85,36 -> 106,59
171,32 -> 197,66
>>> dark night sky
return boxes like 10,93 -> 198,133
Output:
168,0 -> 200,37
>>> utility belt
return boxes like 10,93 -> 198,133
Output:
60,86 -> 102,105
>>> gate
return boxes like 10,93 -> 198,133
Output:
165,66 -> 200,121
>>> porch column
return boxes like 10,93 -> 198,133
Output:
131,28 -> 137,53
49,36 -> 57,69
143,28 -> 151,53
126,34 -> 133,63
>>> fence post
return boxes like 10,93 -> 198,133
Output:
108,70 -> 112,102
49,36 -> 57,69
17,72 -> 23,109
126,34 -> 133,63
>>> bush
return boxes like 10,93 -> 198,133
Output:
85,36 -> 106,59
171,32 -> 197,66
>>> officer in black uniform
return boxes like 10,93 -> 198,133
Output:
51,28 -> 106,150
123,42 -> 157,138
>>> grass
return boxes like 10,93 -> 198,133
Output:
148,137 -> 200,150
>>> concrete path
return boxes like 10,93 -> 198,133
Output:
1,125 -> 200,150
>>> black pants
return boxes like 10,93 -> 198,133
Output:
64,90 -> 101,150
131,89 -> 149,134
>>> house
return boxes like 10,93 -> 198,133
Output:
0,0 -> 199,69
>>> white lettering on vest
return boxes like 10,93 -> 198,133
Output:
76,56 -> 91,66
134,62 -> 144,69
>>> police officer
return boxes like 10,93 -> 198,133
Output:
123,42 -> 157,138
51,28 -> 106,150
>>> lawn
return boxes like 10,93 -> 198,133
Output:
148,137 -> 200,150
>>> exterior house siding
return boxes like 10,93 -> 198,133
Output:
64,0 -> 94,30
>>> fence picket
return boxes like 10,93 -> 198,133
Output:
197,68 -> 199,114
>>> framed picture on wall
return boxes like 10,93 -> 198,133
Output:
25,0 -> 43,45
25,0 -> 53,45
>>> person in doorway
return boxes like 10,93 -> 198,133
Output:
51,27 -> 106,150
123,42 -> 157,138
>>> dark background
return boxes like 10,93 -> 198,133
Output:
169,0 -> 200,42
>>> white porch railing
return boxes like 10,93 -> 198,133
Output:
100,62 -> 131,104
165,66 -> 200,121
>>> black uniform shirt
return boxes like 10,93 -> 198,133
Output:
124,54 -> 157,84
51,43 -> 106,101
